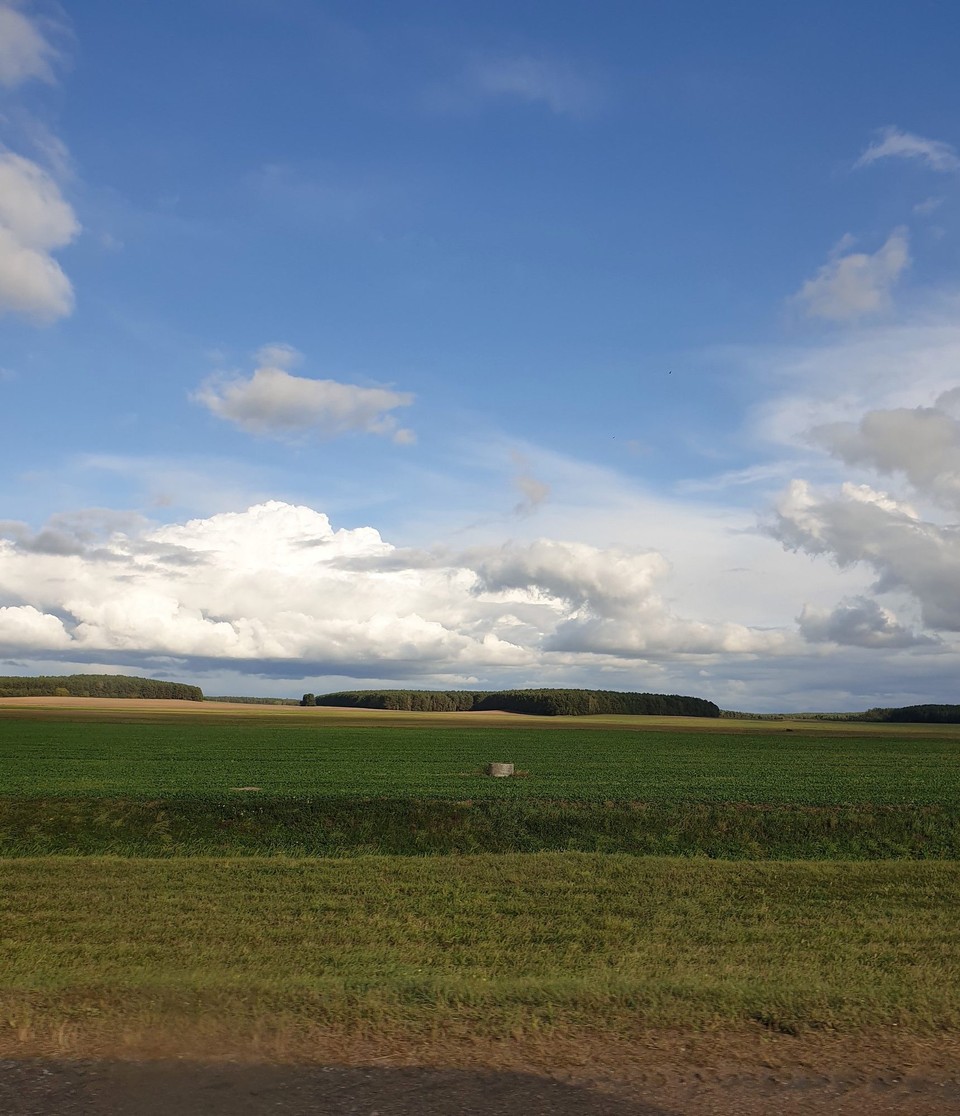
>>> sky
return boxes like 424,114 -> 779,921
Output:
2,1 -> 960,711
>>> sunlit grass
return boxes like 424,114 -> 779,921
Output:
2,854 -> 958,1041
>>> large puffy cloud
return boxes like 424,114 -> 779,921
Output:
770,478 -> 960,632
0,152 -> 79,321
0,500 -> 781,677
791,228 -> 910,322
811,392 -> 960,511
0,604 -> 71,651
764,382 -> 960,640
193,345 -> 415,444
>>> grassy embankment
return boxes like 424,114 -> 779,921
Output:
1,701 -> 959,1054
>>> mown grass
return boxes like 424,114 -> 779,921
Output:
2,855 -> 959,1042
3,718 -> 958,803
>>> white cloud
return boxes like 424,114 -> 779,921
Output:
856,127 -> 960,174
0,3 -> 56,88
193,346 -> 415,444
0,604 -> 71,650
791,228 -> 910,322
740,303 -> 960,452
0,152 -> 79,321
472,55 -> 599,117
0,500 -> 785,676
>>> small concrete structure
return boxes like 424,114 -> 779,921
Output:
486,762 -> 514,777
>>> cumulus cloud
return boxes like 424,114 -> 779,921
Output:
0,152 -> 79,321
193,345 -> 415,444
769,478 -> 960,632
0,604 -> 71,650
0,508 -> 147,556
856,127 -> 960,174
792,228 -> 910,322
798,596 -> 936,648
472,55 -> 599,117
0,3 -> 57,88
764,387 -> 960,640
811,392 -> 960,510
0,501 -> 782,676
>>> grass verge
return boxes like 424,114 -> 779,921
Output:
3,796 -> 959,858
2,854 -> 959,1048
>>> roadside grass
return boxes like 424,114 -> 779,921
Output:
2,855 -> 959,1046
3,796 -> 959,858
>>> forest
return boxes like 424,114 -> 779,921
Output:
0,674 -> 203,701
868,704 -> 960,724
303,688 -> 721,717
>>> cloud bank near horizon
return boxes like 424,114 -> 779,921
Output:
0,500 -> 785,685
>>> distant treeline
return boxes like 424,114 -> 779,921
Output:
303,688 -> 720,718
0,674 -> 203,701
206,696 -> 300,706
723,704 -> 960,724
866,704 -> 960,724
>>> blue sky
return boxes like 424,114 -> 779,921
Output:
3,0 -> 960,710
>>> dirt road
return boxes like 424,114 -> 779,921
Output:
3,1058 -> 959,1115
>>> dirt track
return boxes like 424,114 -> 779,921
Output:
3,1055 -> 960,1116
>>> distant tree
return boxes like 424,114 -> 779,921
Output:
300,693 -> 316,706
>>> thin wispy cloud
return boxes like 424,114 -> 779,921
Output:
471,54 -> 600,117
913,196 -> 944,216
0,2 -> 57,88
856,127 -> 960,173
510,451 -> 550,516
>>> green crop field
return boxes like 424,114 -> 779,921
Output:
3,716 -> 959,802
2,712 -> 959,858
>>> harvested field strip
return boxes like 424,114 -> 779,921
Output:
3,796 -> 960,858
5,698 -> 960,737
2,720 -> 959,803
2,855 -> 960,1042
